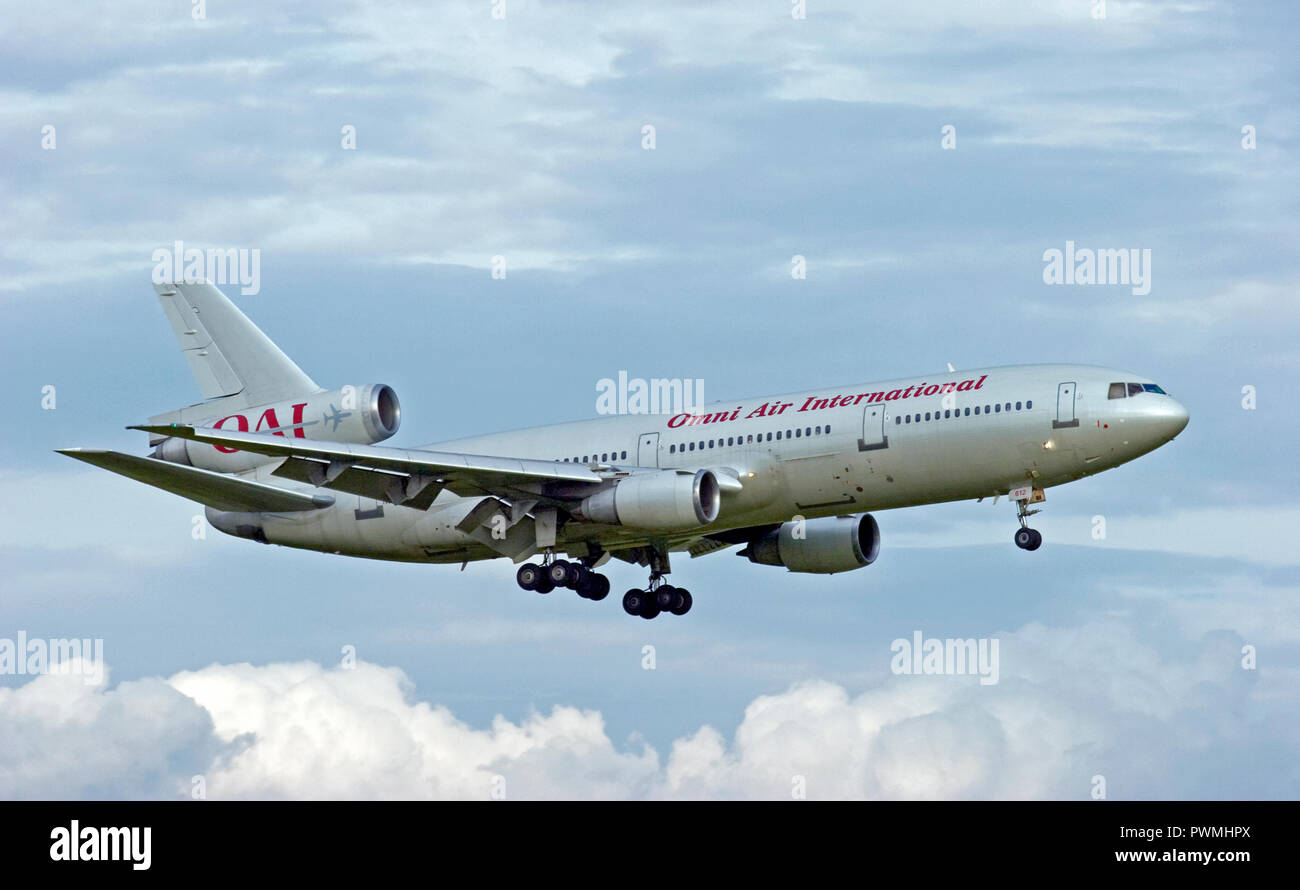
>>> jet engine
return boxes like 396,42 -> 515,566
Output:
576,469 -> 721,530
153,384 -> 401,472
741,514 -> 880,574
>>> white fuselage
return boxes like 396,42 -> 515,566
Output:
247,363 -> 1188,563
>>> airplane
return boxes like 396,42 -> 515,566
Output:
59,279 -> 1189,620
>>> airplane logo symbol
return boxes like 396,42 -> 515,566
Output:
322,404 -> 352,432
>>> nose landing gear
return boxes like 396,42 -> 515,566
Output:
1013,488 -> 1044,551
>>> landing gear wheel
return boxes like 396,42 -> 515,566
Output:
534,576 -> 555,594
547,559 -> 576,588
1014,527 -> 1042,551
516,563 -> 541,591
568,564 -> 590,591
654,585 -> 680,611
639,601 -> 661,620
623,589 -> 647,616
669,589 -> 692,616
579,573 -> 610,601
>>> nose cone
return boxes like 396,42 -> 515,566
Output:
1149,398 -> 1189,442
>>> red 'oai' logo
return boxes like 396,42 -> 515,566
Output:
212,403 -> 308,453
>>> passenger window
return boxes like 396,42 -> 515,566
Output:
795,429 -> 801,438
964,407 -> 970,416
985,405 -> 991,413
689,442 -> 695,451
1128,383 -> 1144,397
1026,400 -> 1032,409
621,451 -> 627,459
1005,403 -> 1010,412
767,432 -> 773,441
776,431 -> 782,439
805,427 -> 811,436
905,415 -> 911,424
669,444 -> 675,453
786,430 -> 792,438
896,416 -> 902,425
815,426 -> 821,434
924,412 -> 930,421
825,425 -> 830,434
747,435 -> 753,443
974,406 -> 980,415
1015,401 -> 1022,410
602,453 -> 608,461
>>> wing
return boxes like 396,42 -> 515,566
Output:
128,422 -> 607,509
58,449 -> 335,512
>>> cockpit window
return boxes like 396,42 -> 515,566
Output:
1108,382 -> 1126,399
1142,383 -> 1166,394
1127,382 -> 1144,397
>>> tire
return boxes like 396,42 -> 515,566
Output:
1027,529 -> 1043,551
534,576 -> 555,594
581,573 -> 610,601
1014,528 -> 1035,550
654,585 -> 678,611
516,563 -> 541,591
623,590 -> 645,615
547,560 -> 573,587
669,589 -> 692,616
568,564 -> 590,591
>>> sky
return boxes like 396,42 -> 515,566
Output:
1,0 -> 1297,799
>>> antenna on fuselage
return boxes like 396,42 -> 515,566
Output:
946,362 -> 956,373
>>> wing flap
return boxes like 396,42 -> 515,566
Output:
57,449 -> 334,513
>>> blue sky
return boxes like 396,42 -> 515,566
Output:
1,0 -> 1297,798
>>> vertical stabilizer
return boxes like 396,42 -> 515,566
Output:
153,279 -> 320,409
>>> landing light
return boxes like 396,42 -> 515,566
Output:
747,472 -> 755,478
1043,440 -> 1055,450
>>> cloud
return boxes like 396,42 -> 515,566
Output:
1,617 -> 1289,800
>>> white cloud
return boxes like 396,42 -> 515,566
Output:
1,617 -> 1289,799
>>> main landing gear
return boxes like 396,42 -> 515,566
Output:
622,545 -> 691,619
516,548 -> 693,618
1013,492 -> 1043,551
622,578 -> 692,620
516,558 -> 611,601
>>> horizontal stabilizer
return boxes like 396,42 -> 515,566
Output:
57,449 -> 334,513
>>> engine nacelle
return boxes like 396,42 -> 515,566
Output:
577,469 -> 721,530
154,383 -> 401,473
742,514 -> 880,574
